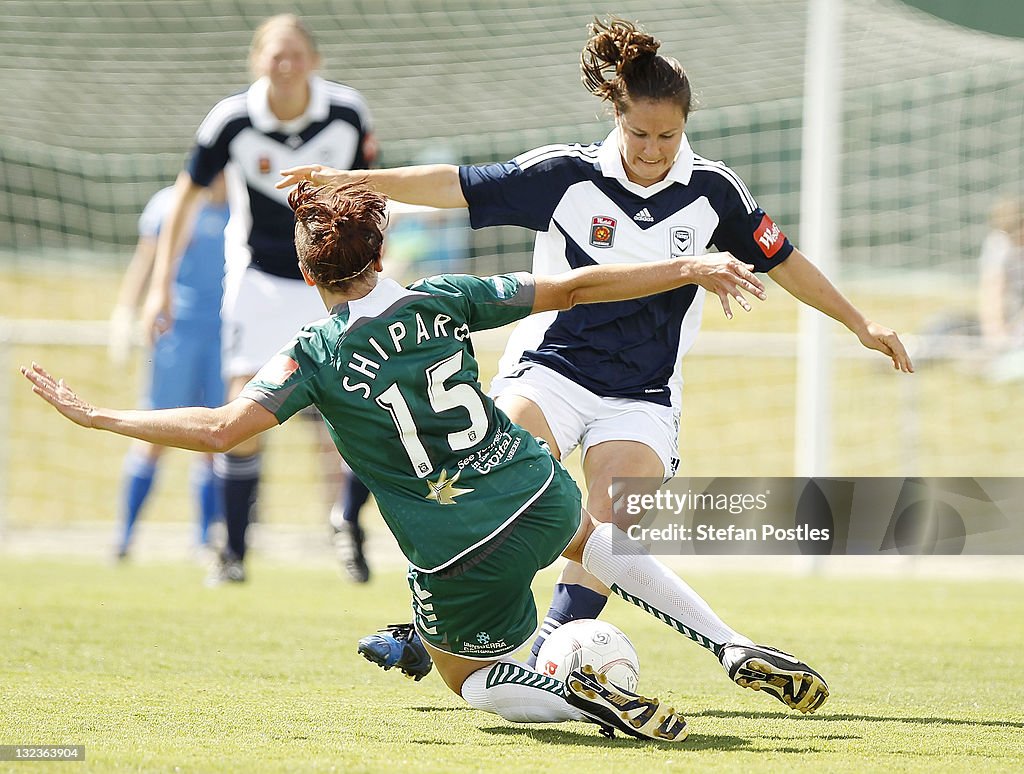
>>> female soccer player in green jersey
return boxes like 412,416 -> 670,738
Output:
23,180 -> 825,741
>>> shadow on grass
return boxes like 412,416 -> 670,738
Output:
477,726 -> 751,750
696,709 -> 1024,729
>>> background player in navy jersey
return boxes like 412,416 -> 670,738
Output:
24,179 -> 813,740
109,174 -> 229,559
280,16 -> 912,710
141,14 -> 377,585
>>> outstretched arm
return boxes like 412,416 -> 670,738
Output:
22,363 -> 278,453
277,163 -> 467,209
768,249 -> 914,372
532,252 -> 767,318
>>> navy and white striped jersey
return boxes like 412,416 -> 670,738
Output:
459,128 -> 793,407
187,76 -> 373,280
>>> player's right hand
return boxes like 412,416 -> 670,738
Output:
691,252 -> 767,320
277,164 -> 352,190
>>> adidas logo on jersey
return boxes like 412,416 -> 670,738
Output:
633,207 -> 655,223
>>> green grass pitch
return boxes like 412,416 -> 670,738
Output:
1,559 -> 1022,772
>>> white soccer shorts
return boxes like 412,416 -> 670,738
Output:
490,363 -> 681,480
221,265 -> 326,379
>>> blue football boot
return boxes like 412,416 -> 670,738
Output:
357,622 -> 433,681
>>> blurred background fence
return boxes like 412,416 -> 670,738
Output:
2,0 -> 1023,532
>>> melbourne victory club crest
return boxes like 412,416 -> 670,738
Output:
590,215 -> 616,248
670,226 -> 696,258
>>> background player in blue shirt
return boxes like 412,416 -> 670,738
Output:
140,14 -> 378,585
280,16 -> 912,711
109,174 -> 229,559
23,179 -> 803,740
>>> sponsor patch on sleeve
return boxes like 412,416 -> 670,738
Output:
254,354 -> 300,386
753,213 -> 786,258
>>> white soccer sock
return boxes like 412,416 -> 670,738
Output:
461,661 -> 584,723
581,523 -> 754,653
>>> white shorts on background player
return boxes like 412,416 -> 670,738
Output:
221,265 -> 324,379
490,362 -> 681,481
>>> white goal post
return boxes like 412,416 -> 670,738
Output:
795,0 -> 843,476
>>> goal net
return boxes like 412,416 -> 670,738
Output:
2,0 -> 1023,532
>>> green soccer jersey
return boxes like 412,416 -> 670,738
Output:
241,272 -> 560,572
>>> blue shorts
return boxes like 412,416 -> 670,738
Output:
146,317 -> 224,410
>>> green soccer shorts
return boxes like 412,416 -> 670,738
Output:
407,463 -> 582,659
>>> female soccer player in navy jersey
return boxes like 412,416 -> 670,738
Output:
24,179 -> 784,740
279,16 -> 912,712
142,14 -> 378,585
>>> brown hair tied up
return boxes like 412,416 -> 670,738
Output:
581,17 -> 692,117
288,180 -> 386,290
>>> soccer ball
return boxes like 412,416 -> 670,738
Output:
536,619 -> 640,692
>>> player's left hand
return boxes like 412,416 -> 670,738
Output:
21,363 -> 97,428
857,321 -> 915,373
